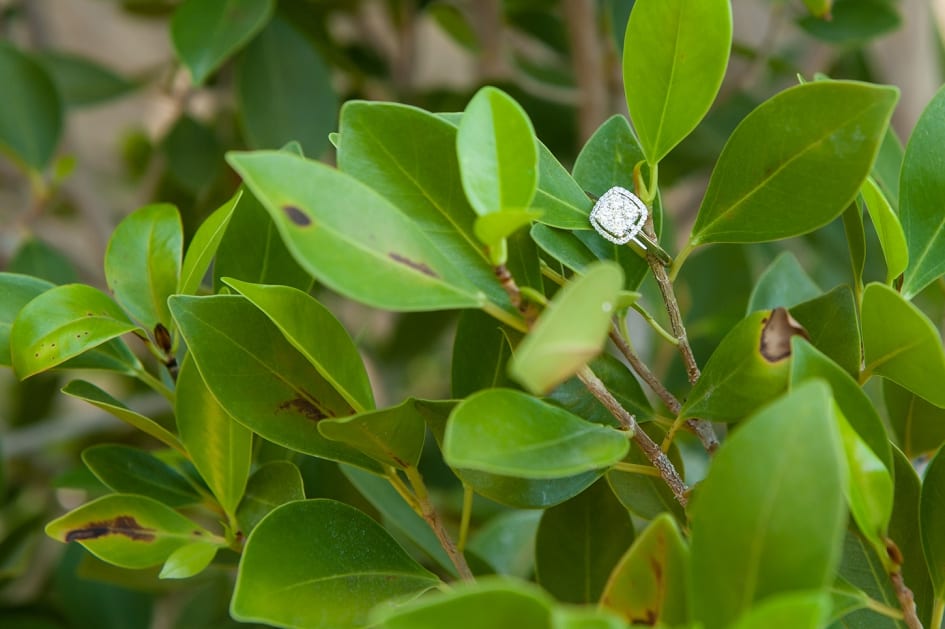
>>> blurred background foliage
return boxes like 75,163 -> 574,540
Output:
0,0 -> 943,626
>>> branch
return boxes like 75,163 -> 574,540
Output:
404,467 -> 473,581
886,538 -> 924,629
563,0 -> 608,142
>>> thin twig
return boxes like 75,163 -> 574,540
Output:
886,538 -> 924,629
563,0 -> 608,142
577,366 -> 689,507
404,467 -> 474,581
609,326 -> 681,414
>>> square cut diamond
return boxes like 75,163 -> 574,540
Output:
589,186 -> 648,245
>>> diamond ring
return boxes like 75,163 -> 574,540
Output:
588,186 -> 672,265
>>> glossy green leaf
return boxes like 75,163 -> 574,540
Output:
443,389 -> 628,479
10,284 -> 141,379
747,251 -> 821,312
883,379 -> 945,458
532,142 -> 595,230
860,177 -> 908,285
729,591 -> 830,629
171,0 -> 274,85
223,279 -> 374,412
159,541 -> 218,579
236,461 -> 304,535
689,82 -> 898,247
104,203 -> 182,330
789,285 -> 861,378
921,445 -> 945,598
623,0 -> 732,164
679,309 -> 804,422
509,261 -> 623,395
62,380 -> 182,451
213,185 -> 312,293
451,309 -> 516,398
466,510 -> 541,578
162,114 -> 222,193
862,282 -> 945,408
457,86 -> 538,217
689,381 -> 846,629
226,151 -> 487,311
373,577 -> 551,629
0,43 -> 62,170
873,126 -> 904,208
81,444 -> 202,507
176,356 -> 251,518
34,51 -> 136,107
827,577 -> 885,627
45,494 -> 214,569
535,480 -> 633,603
790,339 -> 892,471
836,530 -> 902,628
607,425 -> 686,522
169,295 -> 380,471
236,15 -> 336,157
600,513 -> 688,626
549,353 -> 652,429
474,210 -> 542,245
799,0 -> 900,45
178,192 -> 239,295
900,85 -> 945,298
319,398 -> 425,469
842,201 -> 867,293
231,500 -> 439,628
550,606 -> 626,629
0,273 -> 55,366
531,224 -> 597,274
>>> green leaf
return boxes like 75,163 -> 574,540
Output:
178,192 -> 239,295
688,381 -> 846,629
457,86 -> 538,216
226,150 -> 487,312
8,236 -> 78,285
169,294 -> 380,471
474,210 -> 542,245
104,203 -> 182,330
900,85 -> 945,298
860,177 -> 908,285
921,445 -> 945,598
213,186 -> 313,293
728,591 -> 830,629
319,399 -> 425,470
81,444 -> 202,507
373,577 -> 551,629
747,251 -> 821,312
679,309 -> 804,422
231,499 -> 439,629
688,81 -> 898,247
159,541 -> 218,579
802,0 -> 833,18
549,353 -> 653,429
550,606 -> 626,629
176,356 -> 251,518
790,339 -> 892,472
45,494 -> 214,569
0,43 -> 62,170
623,0 -> 732,164
862,282 -> 945,407
10,284 -> 141,379
798,0 -> 900,45
0,273 -> 55,366
35,52 -> 136,108
223,279 -> 375,412
837,530 -> 902,628
171,0 -> 274,85
62,380 -> 182,451
843,201 -> 867,293
873,126 -> 904,208
789,285 -> 861,378
236,461 -> 304,535
600,513 -> 689,626
467,510 -> 541,578
532,142 -> 595,230
236,15 -> 337,157
535,480 -> 633,604
162,115 -> 222,194
443,389 -> 629,479
883,379 -> 945,458
606,425 -> 686,523
509,261 -> 623,395
451,309 -> 516,398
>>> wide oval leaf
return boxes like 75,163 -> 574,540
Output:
0,43 -> 62,170
884,380 -> 945,458
0,273 -> 55,366
688,81 -> 898,247
236,461 -> 304,535
10,284 -> 141,379
789,286 -> 861,378
171,0 -> 274,85
231,499 -> 439,629
81,444 -> 202,508
509,261 -> 623,395
226,151 -> 487,312
105,203 -> 182,330
688,381 -> 846,629
623,0 -> 732,164
45,494 -> 214,569
443,389 -> 629,479
747,252 -> 820,313
319,398 -> 425,470
862,282 -> 945,407
900,84 -> 945,298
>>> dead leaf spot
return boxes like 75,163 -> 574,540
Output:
283,205 -> 311,226
65,515 -> 156,543
389,253 -> 437,278
760,307 -> 809,362
278,397 -> 327,422
154,323 -> 172,353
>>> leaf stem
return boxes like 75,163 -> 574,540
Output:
931,597 -> 944,629
630,302 -> 679,346
612,461 -> 661,477
668,241 -> 696,282
403,466 -> 473,581
133,366 -> 174,403
576,365 -> 689,507
458,483 -> 473,553
480,299 -> 528,333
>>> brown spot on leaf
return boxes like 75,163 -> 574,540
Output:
278,397 -> 327,422
759,307 -> 809,362
389,253 -> 437,278
154,323 -> 172,353
392,455 -> 408,468
65,515 -> 156,543
283,205 -> 311,226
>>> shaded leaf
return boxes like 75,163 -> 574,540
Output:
920,444 -> 945,598
319,398 -> 426,469
883,379 -> 945,458
178,192 -> 239,295
860,177 -> 908,285
0,43 -> 62,170
159,542 -> 218,579
747,251 -> 820,312
236,461 -> 304,535
82,444 -> 202,507
35,51 -> 136,107
789,285 -> 861,378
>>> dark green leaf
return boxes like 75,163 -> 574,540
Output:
843,202 -> 866,293
883,379 -> 945,458
35,51 -> 136,107
549,353 -> 653,428
8,237 -> 78,285
606,424 -> 686,523
728,592 -> 830,629
81,444 -> 202,507
162,115 -> 222,193
798,0 -> 900,45
319,398 -> 426,469
789,285 -> 861,378
836,531 -> 902,628
467,510 -> 541,578
532,142 -> 594,230
920,445 -> 945,598
0,273 -> 55,366
451,309 -> 516,399
747,251 -> 821,312
236,461 -> 304,535
0,43 -> 62,170
178,192 -> 239,295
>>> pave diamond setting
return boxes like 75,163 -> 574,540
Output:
589,186 -> 649,247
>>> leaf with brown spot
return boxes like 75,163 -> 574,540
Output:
388,253 -> 438,278
760,307 -> 809,362
46,494 -> 217,569
282,205 -> 311,226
